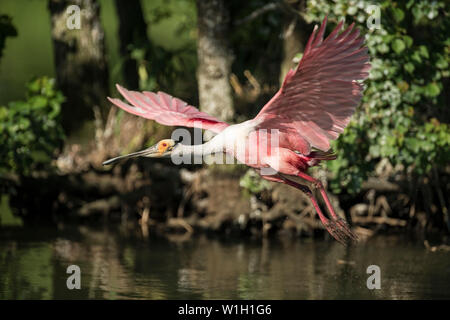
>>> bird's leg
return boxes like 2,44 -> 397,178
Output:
296,171 -> 338,218
295,171 -> 358,242
281,177 -> 351,246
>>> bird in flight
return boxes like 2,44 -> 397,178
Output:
103,17 -> 371,245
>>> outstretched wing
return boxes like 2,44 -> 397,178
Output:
108,85 -> 229,133
254,17 -> 370,153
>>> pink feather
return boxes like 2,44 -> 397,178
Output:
255,17 -> 371,152
108,85 -> 229,133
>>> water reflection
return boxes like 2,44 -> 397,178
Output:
0,226 -> 449,299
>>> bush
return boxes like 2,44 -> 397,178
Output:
304,0 -> 450,193
0,77 -> 65,176
240,169 -> 271,194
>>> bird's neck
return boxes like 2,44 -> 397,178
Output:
174,138 -> 224,157
172,122 -> 256,159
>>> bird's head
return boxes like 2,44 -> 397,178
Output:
102,139 -> 178,165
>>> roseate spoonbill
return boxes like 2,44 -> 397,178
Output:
103,17 -> 371,245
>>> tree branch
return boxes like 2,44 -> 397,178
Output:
234,3 -> 280,26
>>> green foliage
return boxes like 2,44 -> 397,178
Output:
0,77 -> 65,176
131,0 -> 198,96
239,169 -> 271,194
0,14 -> 17,59
230,0 -> 284,93
305,0 -> 450,193
130,44 -> 196,96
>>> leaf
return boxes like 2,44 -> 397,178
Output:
377,43 -> 389,54
347,6 -> 357,15
411,51 -> 422,64
419,45 -> 429,58
405,138 -> 420,153
397,81 -> 409,92
0,106 -> 8,120
404,62 -> 415,73
406,0 -> 415,9
435,56 -> 448,69
425,83 -> 441,97
369,144 -> 380,157
32,96 -> 48,109
19,118 -> 30,129
403,35 -> 413,48
392,8 -> 405,22
392,39 -> 405,53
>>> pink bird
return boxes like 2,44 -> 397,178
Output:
103,17 -> 371,245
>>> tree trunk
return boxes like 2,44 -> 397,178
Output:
279,15 -> 307,85
196,0 -> 234,121
114,0 -> 149,90
48,0 -> 109,134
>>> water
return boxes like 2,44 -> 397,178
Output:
0,225 -> 449,299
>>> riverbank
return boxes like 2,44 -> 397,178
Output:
2,154 -> 449,246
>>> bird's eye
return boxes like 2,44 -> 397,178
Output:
162,143 -> 167,147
